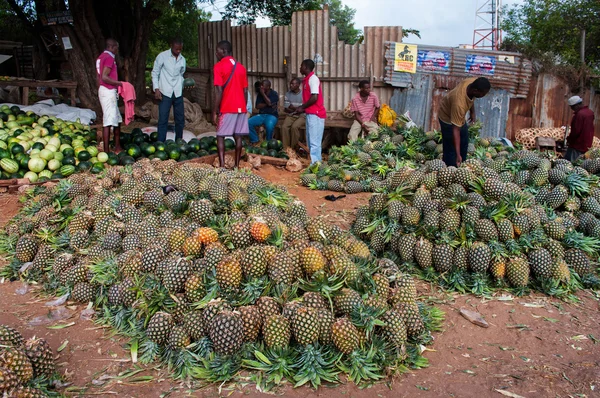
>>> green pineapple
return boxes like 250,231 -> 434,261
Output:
291,307 -> 320,345
414,237 -> 433,269
331,317 -> 360,354
527,248 -> 553,279
334,288 -> 363,316
380,309 -> 407,348
240,245 -> 267,278
256,296 -> 281,323
546,185 -> 568,209
0,326 -> 24,348
506,257 -> 530,287
168,325 -> 191,350
397,234 -> 416,263
439,209 -> 461,232
564,249 -> 592,276
71,282 -> 97,303
208,310 -> 244,355
432,243 -> 454,273
263,315 -> 291,349
146,311 -> 174,345
162,258 -> 192,293
474,219 -> 499,242
394,302 -> 425,338
401,206 -> 421,226
182,311 -> 205,341
15,234 -> 39,263
468,242 -> 491,273
239,305 -> 262,342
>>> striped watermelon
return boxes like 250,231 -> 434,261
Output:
0,158 -> 19,174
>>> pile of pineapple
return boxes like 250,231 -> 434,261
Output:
0,325 -> 57,397
0,159 -> 442,388
300,123 -> 506,194
353,148 -> 600,296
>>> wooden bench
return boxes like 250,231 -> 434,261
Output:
0,79 -> 77,106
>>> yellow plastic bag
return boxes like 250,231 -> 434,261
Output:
378,104 -> 397,127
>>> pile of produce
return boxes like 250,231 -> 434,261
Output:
300,123 -> 503,193
244,138 -> 289,159
0,160 -> 442,388
119,128 -> 240,163
352,149 -> 600,297
0,324 -> 61,397
0,104 -> 103,181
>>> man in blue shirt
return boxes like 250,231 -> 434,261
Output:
151,38 -> 186,142
248,80 -> 279,144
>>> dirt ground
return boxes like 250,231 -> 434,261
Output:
1,165 -> 599,398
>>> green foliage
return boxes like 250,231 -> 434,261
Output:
147,6 -> 211,69
501,0 -> 600,79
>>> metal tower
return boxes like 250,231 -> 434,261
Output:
473,0 -> 502,50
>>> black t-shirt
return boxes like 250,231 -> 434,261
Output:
256,90 -> 279,117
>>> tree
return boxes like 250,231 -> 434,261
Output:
1,0 -> 209,111
501,0 -> 600,73
223,0 -> 363,45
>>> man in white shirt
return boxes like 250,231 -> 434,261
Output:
151,38 -> 186,142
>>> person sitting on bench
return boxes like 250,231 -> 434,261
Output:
281,77 -> 305,149
348,80 -> 380,141
248,80 -> 279,144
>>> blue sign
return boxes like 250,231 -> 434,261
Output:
417,50 -> 450,72
465,54 -> 496,76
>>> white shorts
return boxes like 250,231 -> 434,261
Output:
98,86 -> 122,127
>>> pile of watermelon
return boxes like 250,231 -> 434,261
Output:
245,139 -> 289,159
0,104 -> 107,181
118,128 -> 237,165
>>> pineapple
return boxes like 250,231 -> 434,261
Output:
475,219 -> 499,242
0,347 -> 33,384
380,309 -> 408,348
0,326 -> 24,348
453,245 -> 469,271
468,242 -> 491,273
146,312 -> 175,345
162,258 -> 192,293
15,234 -> 38,263
546,185 -> 568,209
300,246 -> 326,276
317,309 -> 335,345
182,311 -> 205,341
189,200 -> 215,224
239,306 -> 262,342
392,273 -> 418,304
164,191 -> 188,214
0,366 -> 18,394
240,245 -> 267,278
208,310 -> 244,356
527,248 -> 553,279
71,282 -> 97,303
490,260 -> 506,280
215,256 -> 242,291
394,302 -> 425,338
496,219 -> 515,242
195,227 -> 219,245
250,218 -> 271,242
334,288 -> 363,316
202,299 -> 233,327
506,257 -> 530,287
256,296 -> 281,323
372,273 -> 390,297
401,206 -> 421,226
184,273 -> 206,303
263,315 -> 291,349
439,209 -> 461,232
292,307 -> 320,345
564,249 -> 591,276
483,178 -> 507,201
302,292 -> 327,310
432,243 -> 454,273
397,234 -> 416,263
168,326 -> 191,350
414,237 -> 433,269
331,317 -> 360,354
550,258 -> 571,283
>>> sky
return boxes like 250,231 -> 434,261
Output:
203,0 -> 525,48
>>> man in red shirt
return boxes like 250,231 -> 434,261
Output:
212,40 -> 249,168
349,80 -> 380,141
96,38 -> 123,153
566,95 -> 595,161
295,59 -> 326,164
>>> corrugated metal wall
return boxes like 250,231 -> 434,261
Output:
196,8 -> 403,112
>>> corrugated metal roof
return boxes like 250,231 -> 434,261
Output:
384,42 -> 532,98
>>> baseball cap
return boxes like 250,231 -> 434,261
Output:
568,96 -> 583,106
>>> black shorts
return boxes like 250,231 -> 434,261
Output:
439,119 -> 468,167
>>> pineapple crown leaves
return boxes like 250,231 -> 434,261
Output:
350,304 -> 387,340
243,347 -> 299,389
487,240 -> 508,260
563,230 -> 600,256
480,201 -> 509,222
500,192 -> 532,217
386,184 -> 414,204
372,163 -> 390,178
89,256 -> 119,286
254,186 -> 291,210
226,276 -> 269,307
337,344 -> 385,385
562,171 -> 596,197
298,271 -> 346,310
360,216 -> 387,237
446,193 -> 470,212
292,343 -> 342,388
468,177 -> 485,196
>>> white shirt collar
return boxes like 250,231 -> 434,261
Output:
104,50 -> 115,58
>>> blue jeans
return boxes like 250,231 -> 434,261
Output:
158,94 -> 184,142
248,114 -> 278,143
306,114 -> 325,164
439,119 -> 468,167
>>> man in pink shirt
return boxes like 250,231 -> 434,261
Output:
348,80 -> 380,141
96,38 -> 123,153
